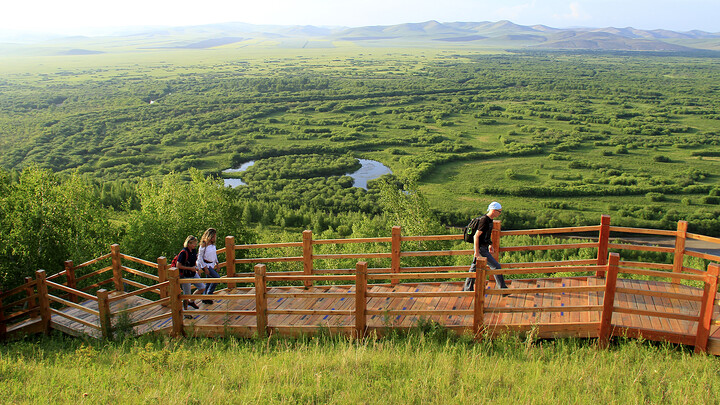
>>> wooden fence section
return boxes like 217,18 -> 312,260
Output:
1,216 -> 720,355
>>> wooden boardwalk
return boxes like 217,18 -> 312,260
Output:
2,218 -> 719,354
14,276 -> 715,349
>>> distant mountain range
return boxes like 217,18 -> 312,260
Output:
3,20 -> 720,53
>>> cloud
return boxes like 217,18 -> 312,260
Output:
494,1 -> 537,20
554,2 -> 590,22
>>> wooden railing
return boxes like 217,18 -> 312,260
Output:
1,215 -> 719,352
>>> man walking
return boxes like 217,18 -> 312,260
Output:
463,201 -> 508,292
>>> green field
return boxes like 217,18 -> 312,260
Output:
1,44 -> 718,234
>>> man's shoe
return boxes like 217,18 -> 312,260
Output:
202,300 -> 214,305
188,301 -> 200,309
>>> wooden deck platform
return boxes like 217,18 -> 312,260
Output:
8,277 -> 720,353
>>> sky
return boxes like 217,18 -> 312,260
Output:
2,0 -> 718,35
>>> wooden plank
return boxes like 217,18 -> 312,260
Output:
615,287 -> 701,302
401,235 -> 462,242
46,281 -> 98,302
119,254 -> 158,269
267,309 -> 354,316
500,225 -> 601,236
120,266 -> 160,282
109,281 -> 167,303
599,253 -> 619,348
486,285 -> 604,295
617,261 -> 673,271
503,260 -> 598,269
50,308 -> 100,331
254,265 -> 268,337
236,242 -> 303,249
684,250 -> 720,262
695,264 -> 720,353
487,266 -> 604,276
619,268 -> 704,282
48,295 -> 100,316
356,262 -> 367,338
613,306 -> 699,322
313,236 -> 392,245
235,257 -> 303,264
501,243 -> 598,253
73,253 -> 113,270
686,233 -> 720,244
0,280 -> 37,300
114,297 -> 170,315
608,226 -> 677,237
313,253 -> 392,260
75,266 -> 113,283
608,243 -> 674,254
611,326 -> 695,346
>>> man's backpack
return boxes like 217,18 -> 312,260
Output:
463,217 -> 482,243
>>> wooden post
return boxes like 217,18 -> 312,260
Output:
598,253 -> 620,348
355,261 -> 368,339
0,293 -> 6,340
391,226 -> 401,286
110,244 -> 123,292
157,256 -> 168,305
491,220 -> 501,262
168,268 -> 184,337
225,236 -> 236,290
97,289 -> 111,340
24,276 -> 37,311
595,215 -> 611,278
695,263 -> 720,353
35,270 -> 52,335
472,257 -> 487,339
302,230 -> 313,289
672,220 -> 688,285
64,260 -> 77,303
254,264 -> 268,338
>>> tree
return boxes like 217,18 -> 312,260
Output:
0,166 -> 114,288
121,169 -> 251,262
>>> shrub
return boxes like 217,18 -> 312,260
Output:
653,155 -> 671,163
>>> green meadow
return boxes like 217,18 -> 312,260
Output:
1,43 -> 718,234
2,331 -> 719,404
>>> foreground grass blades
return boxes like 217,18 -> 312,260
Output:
2,328 -> 719,403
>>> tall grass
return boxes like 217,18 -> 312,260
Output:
2,328 -> 719,404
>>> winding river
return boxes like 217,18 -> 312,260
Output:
223,158 -> 392,190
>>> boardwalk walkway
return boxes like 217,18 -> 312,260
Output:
2,217 -> 720,355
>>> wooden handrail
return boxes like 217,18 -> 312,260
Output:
120,266 -> 160,282
113,297 -> 170,315
613,307 -> 699,322
486,265 -> 604,276
608,243 -> 674,254
367,272 -> 474,280
235,256 -> 303,264
109,281 -> 169,303
614,287 -> 702,302
72,253 -> 112,270
118,254 -> 159,269
500,225 -> 601,236
236,242 -> 302,249
45,281 -> 98,302
608,226 -> 677,236
49,308 -> 100,330
3,294 -> 39,310
684,250 -> 720,262
500,242 -> 598,252
48,295 -> 100,317
0,280 -> 37,300
401,234 -> 463,242
617,267 -> 705,282
485,305 -> 603,313
686,233 -> 720,244
75,266 -> 113,282
313,237 -> 391,244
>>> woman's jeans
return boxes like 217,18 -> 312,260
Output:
203,267 -> 220,295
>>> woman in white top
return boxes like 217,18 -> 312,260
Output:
197,228 -> 220,305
